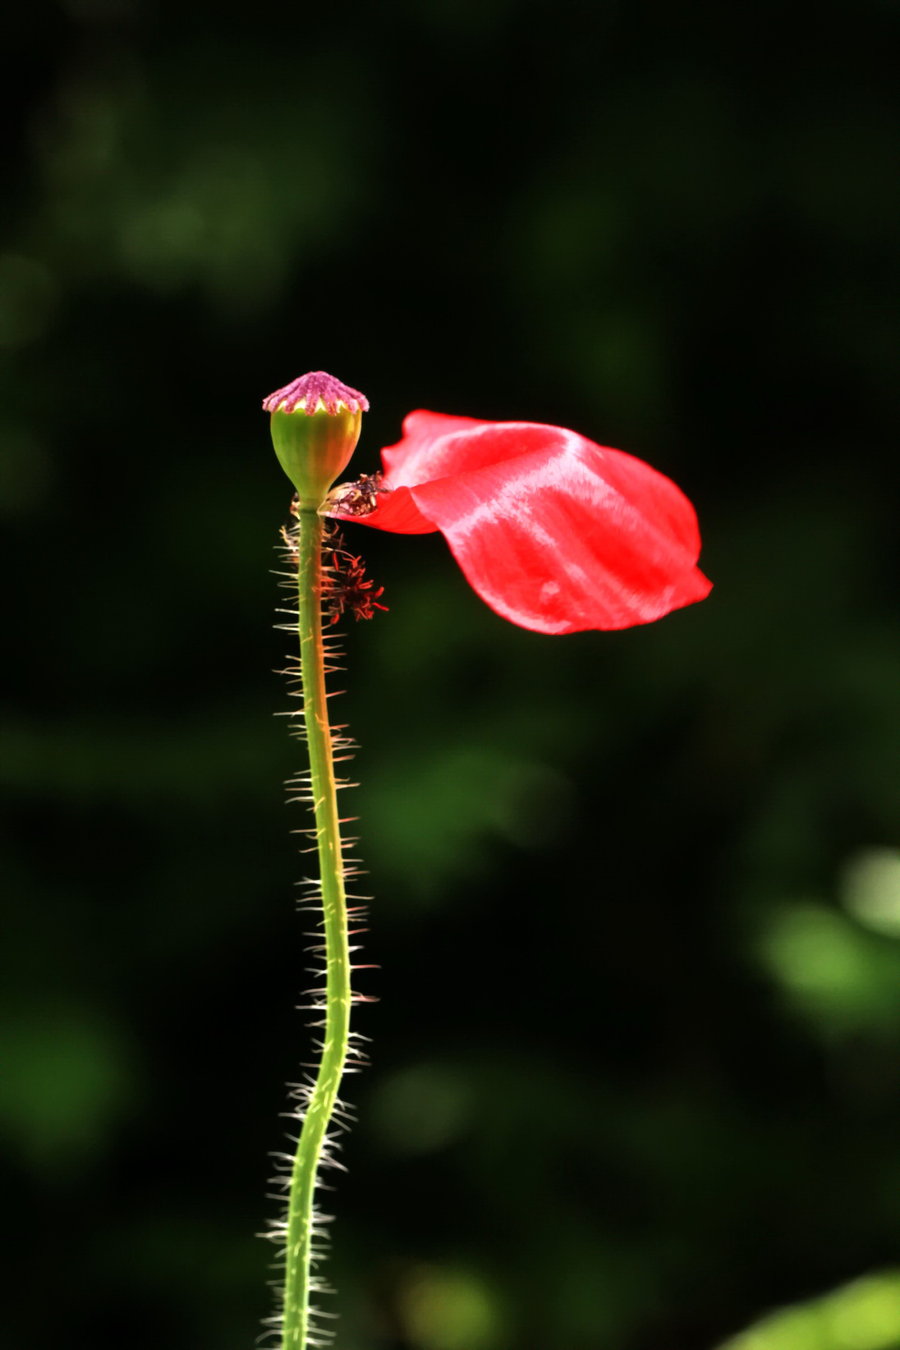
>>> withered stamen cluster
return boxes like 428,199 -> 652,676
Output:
281,504 -> 387,625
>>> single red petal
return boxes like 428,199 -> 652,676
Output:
333,416 -> 711,633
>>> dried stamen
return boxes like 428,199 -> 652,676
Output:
280,510 -> 387,624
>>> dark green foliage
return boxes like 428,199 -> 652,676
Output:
1,0 -> 897,1346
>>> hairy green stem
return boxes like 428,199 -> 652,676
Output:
282,508 -> 352,1350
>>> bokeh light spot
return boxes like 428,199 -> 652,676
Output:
0,255 -> 57,347
717,1271 -> 900,1350
398,1265 -> 506,1350
369,1063 -> 471,1154
0,1006 -> 137,1171
841,848 -> 900,938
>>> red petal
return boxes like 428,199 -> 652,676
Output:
381,412 -> 506,485
334,415 -> 711,633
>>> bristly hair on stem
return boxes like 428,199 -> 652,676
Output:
262,503 -> 382,1350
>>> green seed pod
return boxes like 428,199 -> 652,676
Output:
263,370 -> 368,510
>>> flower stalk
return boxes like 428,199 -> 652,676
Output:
261,366 -> 710,1348
281,505 -> 353,1350
263,371 -> 372,1349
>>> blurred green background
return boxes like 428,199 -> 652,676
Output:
1,0 -> 898,1347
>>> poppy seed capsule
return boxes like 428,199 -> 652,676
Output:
263,370 -> 369,510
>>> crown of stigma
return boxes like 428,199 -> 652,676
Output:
262,370 -> 369,417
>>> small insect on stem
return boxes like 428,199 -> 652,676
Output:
327,471 -> 390,518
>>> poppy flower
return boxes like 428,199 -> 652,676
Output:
326,410 -> 711,635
